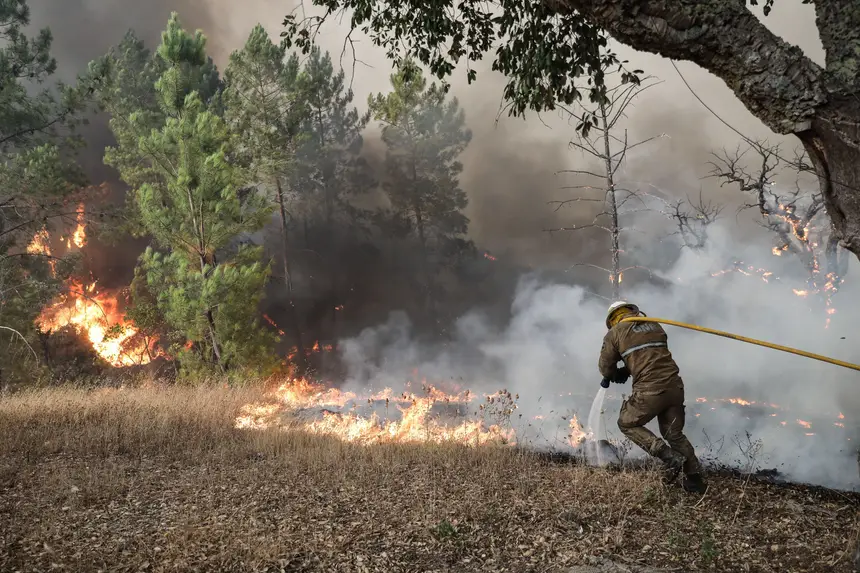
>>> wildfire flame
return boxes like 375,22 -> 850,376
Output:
712,259 -> 841,328
29,214 -> 161,367
236,379 -> 848,448
36,279 -> 160,367
263,314 -> 285,336
235,378 -> 514,446
68,203 -> 86,249
568,414 -> 590,446
27,229 -> 56,274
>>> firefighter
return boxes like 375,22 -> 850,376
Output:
598,301 -> 707,494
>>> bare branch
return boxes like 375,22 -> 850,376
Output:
547,197 -> 604,212
0,325 -> 38,361
555,168 -> 605,179
543,223 -> 609,233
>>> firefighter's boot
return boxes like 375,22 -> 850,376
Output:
682,473 -> 707,494
655,445 -> 685,484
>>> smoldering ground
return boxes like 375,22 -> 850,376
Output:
335,218 -> 860,490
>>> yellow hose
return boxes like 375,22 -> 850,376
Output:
620,316 -> 860,373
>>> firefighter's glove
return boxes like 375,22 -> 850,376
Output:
613,367 -> 630,384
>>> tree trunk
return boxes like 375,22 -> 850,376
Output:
551,0 -> 860,260
414,204 -> 436,326
799,120 -> 860,256
199,254 -> 226,373
275,178 -> 309,375
600,102 -> 621,300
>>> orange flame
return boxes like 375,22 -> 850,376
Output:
67,203 -> 86,249
262,314 -> 285,336
27,229 -> 56,274
36,279 -> 161,367
568,414 -> 590,446
30,218 -> 161,367
235,378 -> 513,446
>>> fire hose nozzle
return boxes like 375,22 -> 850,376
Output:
600,377 -> 610,389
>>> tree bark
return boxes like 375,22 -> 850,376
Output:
600,102 -> 621,300
275,178 -> 309,375
549,0 -> 860,257
199,254 -> 226,373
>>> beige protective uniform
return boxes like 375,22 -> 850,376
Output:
598,319 -> 702,475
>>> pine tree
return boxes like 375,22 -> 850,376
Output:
222,24 -> 310,372
368,61 -> 471,321
293,46 -> 372,235
104,13 -> 274,376
291,46 -> 372,342
0,0 -> 100,385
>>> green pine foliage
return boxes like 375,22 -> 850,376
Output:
292,46 -> 372,235
368,61 -> 472,316
0,0 -> 100,385
104,13 -> 276,378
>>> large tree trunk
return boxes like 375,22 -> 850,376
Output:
553,0 -> 860,259
799,117 -> 860,256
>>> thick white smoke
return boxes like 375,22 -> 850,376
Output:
336,221 -> 860,490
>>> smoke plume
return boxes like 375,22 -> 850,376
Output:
31,0 -> 858,488
336,218 -> 859,489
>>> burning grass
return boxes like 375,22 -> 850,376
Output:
1,383 -> 858,572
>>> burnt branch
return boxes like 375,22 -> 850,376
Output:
666,189 -> 723,251
711,137 -> 846,304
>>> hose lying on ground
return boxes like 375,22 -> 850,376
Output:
620,316 -> 860,373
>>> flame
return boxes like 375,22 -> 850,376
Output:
29,218 -> 161,367
263,314 -> 285,336
695,396 -> 783,410
235,378 -> 514,446
483,252 -> 496,261
568,414 -> 590,446
36,279 -> 161,367
236,380 -> 847,449
712,257 -> 841,327
68,203 -> 86,249
27,229 -> 56,273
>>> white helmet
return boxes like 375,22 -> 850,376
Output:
605,301 -> 640,329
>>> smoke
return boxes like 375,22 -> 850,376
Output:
30,0 -> 821,269
29,0 -> 857,487
335,217 -> 859,489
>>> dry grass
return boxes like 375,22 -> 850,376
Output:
1,384 -> 858,573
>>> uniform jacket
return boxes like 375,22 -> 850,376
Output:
598,319 -> 683,394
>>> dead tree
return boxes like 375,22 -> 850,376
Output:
545,70 -> 664,299
638,184 -> 723,252
667,190 -> 723,251
710,140 -> 848,314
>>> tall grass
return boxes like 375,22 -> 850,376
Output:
0,382 -> 530,469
